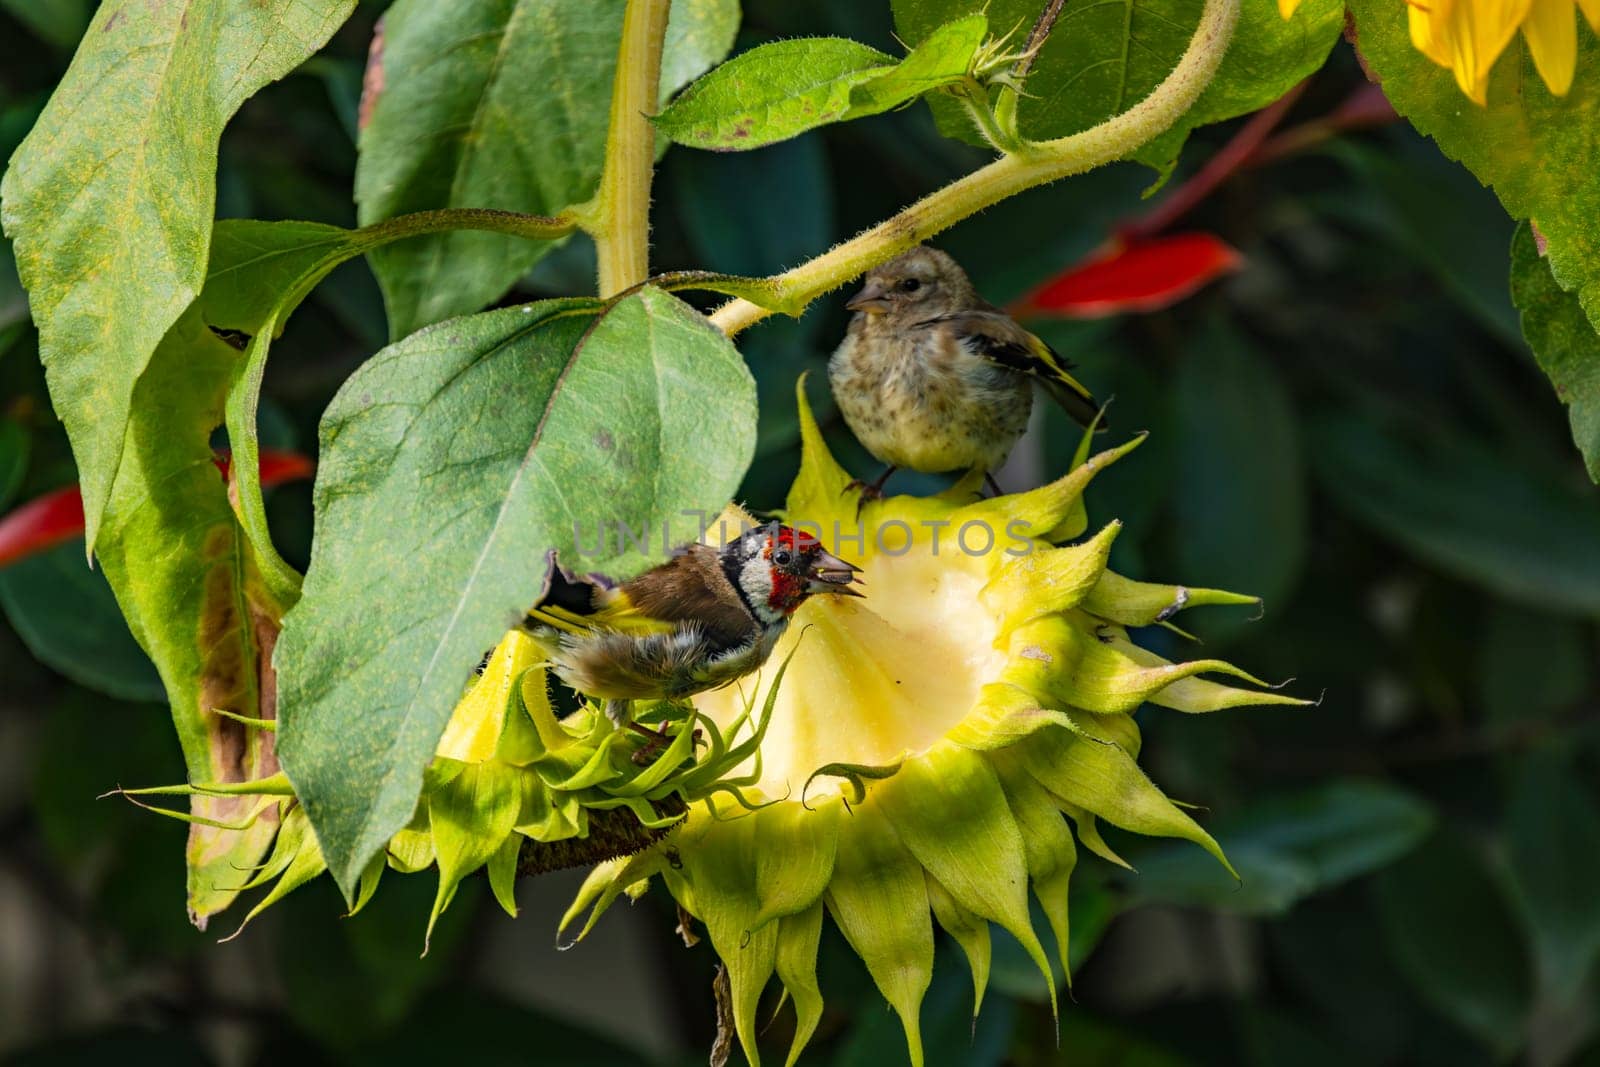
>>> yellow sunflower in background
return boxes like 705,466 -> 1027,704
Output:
1282,0 -> 1599,102
562,381 -> 1306,1067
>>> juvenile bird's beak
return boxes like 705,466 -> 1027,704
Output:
845,281 -> 891,314
807,550 -> 865,598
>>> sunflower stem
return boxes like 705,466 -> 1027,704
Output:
707,0 -> 1240,337
593,0 -> 673,298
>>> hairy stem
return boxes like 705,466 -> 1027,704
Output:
708,0 -> 1240,337
994,0 -> 1069,136
594,0 -> 673,298
363,207 -> 578,245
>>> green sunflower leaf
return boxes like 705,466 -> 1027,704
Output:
1311,411 -> 1600,615
1374,831 -> 1532,1054
1510,221 -> 1600,482
653,38 -> 894,150
1127,780 -> 1434,915
0,0 -> 354,549
1505,750 -> 1600,1003
654,18 -> 989,152
276,287 -> 756,899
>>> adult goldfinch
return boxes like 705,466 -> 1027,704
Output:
828,245 -> 1103,496
527,524 -> 861,724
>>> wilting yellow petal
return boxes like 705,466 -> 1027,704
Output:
1522,0 -> 1578,94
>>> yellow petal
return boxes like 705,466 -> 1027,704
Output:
1445,0 -> 1534,102
1409,0 -> 1456,66
1279,0 -> 1303,15
1578,0 -> 1600,31
1521,0 -> 1578,94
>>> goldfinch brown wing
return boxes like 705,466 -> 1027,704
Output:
922,309 -> 1105,429
611,543 -> 757,649
528,544 -> 754,648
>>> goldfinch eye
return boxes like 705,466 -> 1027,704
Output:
900,278 -> 921,292
773,549 -> 793,566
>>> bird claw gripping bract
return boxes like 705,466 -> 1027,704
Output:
560,381 -> 1307,1067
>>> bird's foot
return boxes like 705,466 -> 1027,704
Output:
844,478 -> 886,503
626,720 -> 700,766
846,465 -> 897,518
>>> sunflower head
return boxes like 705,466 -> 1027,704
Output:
562,380 -> 1307,1066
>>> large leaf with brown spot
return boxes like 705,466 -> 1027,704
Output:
83,215 -> 429,924
0,0 -> 354,551
94,305 -> 283,928
275,287 -> 757,897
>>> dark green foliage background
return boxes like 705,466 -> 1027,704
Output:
2,2 -> 1599,1065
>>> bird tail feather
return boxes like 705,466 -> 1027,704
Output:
1041,374 -> 1107,430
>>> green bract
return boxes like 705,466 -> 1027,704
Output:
122,630 -> 791,946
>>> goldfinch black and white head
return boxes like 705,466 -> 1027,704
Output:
727,525 -> 861,625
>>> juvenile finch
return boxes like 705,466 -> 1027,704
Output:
828,245 -> 1102,496
526,524 -> 862,725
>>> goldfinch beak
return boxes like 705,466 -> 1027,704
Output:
807,549 -> 865,597
845,281 -> 891,313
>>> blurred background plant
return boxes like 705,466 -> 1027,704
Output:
3,1 -> 1599,1065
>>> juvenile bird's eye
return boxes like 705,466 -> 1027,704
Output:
900,278 -> 921,292
774,550 -> 793,566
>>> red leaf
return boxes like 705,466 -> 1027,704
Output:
258,449 -> 315,487
0,448 -> 314,569
0,486 -> 84,569
1013,233 -> 1244,319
